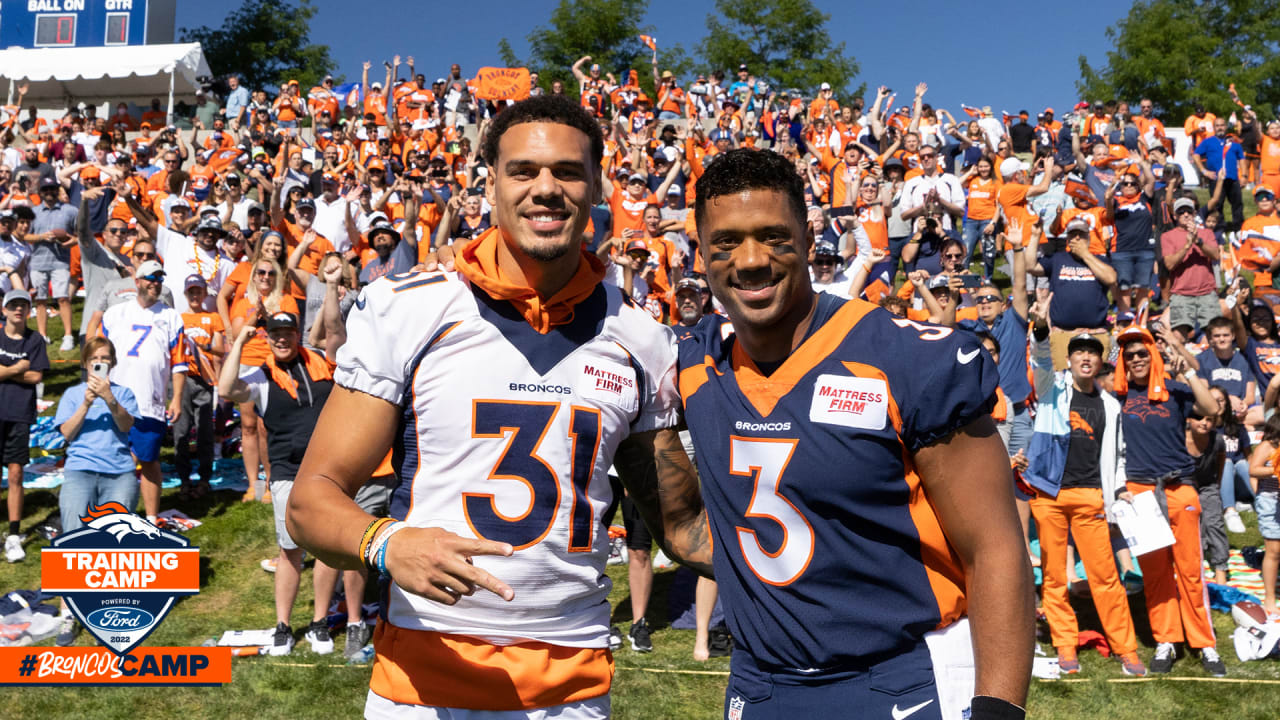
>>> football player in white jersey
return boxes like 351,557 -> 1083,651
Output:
288,95 -> 709,720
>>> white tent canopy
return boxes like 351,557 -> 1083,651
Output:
0,42 -> 210,115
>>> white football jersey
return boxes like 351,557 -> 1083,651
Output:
336,269 -> 679,648
101,299 -> 188,421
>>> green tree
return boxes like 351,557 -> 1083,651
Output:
180,0 -> 336,93
502,0 -> 657,97
1078,0 -> 1280,121
698,0 -> 859,98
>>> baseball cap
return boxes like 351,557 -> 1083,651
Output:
1067,333 -> 1104,355
295,197 -> 316,211
370,81 -> 383,89
666,185 -> 682,196
820,82 -> 831,91
1043,107 -> 1055,115
169,198 -> 192,212
264,312 -> 299,331
1147,138 -> 1166,151
195,216 -> 226,236
674,278 -> 702,295
3,288 -> 32,307
999,157 -> 1029,178
738,63 -> 748,71
1255,187 -> 1276,201
1073,101 -> 1089,111
883,157 -> 905,171
928,275 -> 951,290
368,220 -> 399,241
1172,197 -> 1197,215
0,210 -> 14,222
184,274 -> 208,291
38,177 -> 59,191
1065,217 -> 1091,235
625,239 -> 650,255
135,260 -> 165,280
813,241 -> 840,259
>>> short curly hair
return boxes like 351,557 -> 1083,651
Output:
693,148 -> 807,233
481,95 -> 604,170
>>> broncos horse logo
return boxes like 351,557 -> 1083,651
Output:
79,503 -> 161,543
1069,411 -> 1096,441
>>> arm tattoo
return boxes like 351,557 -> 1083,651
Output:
614,429 -> 714,576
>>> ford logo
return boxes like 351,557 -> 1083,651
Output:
85,607 -> 154,631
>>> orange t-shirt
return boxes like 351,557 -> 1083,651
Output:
1261,136 -> 1280,177
607,186 -> 657,238
274,95 -> 300,124
230,294 -> 300,367
997,183 -> 1038,247
964,175 -> 1001,222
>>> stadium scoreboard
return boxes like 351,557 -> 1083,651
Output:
0,0 -> 175,48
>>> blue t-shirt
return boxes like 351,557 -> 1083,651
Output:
1112,193 -> 1155,254
53,382 -> 140,475
960,307 -> 1031,404
1244,336 -> 1280,388
1038,252 -> 1111,329
1195,136 -> 1244,180
1196,348 -> 1253,401
1118,380 -> 1196,479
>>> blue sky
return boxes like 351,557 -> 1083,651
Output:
177,0 -> 1129,118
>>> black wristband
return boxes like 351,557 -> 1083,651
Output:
970,696 -> 1025,720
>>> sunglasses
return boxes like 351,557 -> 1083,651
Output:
918,153 -> 936,159
943,253 -> 965,260
133,252 -> 157,260
973,294 -> 1001,304
1122,350 -> 1150,360
813,259 -> 838,266
1119,181 -> 1138,187
254,269 -> 277,278
103,227 -> 125,234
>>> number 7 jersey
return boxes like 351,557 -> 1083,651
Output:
678,294 -> 998,671
335,270 -> 679,648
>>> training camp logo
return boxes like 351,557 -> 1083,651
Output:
41,503 -> 200,655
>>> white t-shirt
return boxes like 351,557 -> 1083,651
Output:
155,226 -> 235,313
312,195 -> 356,253
101,299 -> 188,420
900,172 -> 966,231
0,236 -> 31,293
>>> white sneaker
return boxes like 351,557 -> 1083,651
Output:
4,535 -> 24,563
652,549 -> 674,570
267,623 -> 294,656
1225,508 -> 1247,534
303,621 -> 334,654
59,335 -> 74,352
1236,502 -> 1255,514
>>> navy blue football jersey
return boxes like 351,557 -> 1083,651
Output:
678,294 -> 998,671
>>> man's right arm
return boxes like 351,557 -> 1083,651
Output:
612,427 -> 714,576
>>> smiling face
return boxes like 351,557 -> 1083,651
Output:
700,189 -> 811,336
485,121 -> 595,263
267,327 -> 299,362
253,261 -> 277,294
1122,340 -> 1150,384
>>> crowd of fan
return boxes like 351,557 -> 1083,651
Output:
2,52 -> 1280,668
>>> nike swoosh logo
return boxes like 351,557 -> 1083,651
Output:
956,347 -> 980,364
891,699 -> 935,720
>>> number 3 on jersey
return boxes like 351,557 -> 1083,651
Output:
464,401 -> 601,552
730,436 -> 814,586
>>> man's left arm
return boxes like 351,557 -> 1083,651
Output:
914,416 -> 1034,714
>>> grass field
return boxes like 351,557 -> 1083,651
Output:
5,285 -> 1280,719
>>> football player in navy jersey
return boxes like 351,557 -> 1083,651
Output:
658,149 -> 1033,720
